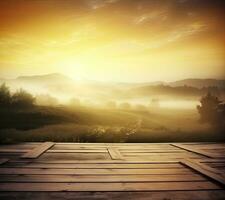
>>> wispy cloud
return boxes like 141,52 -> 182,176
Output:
86,0 -> 119,10
134,11 -> 168,25
167,22 -> 207,42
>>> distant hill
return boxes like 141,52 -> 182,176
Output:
0,74 -> 224,101
1,74 -> 224,89
16,73 -> 74,84
110,79 -> 225,89
128,85 -> 203,98
169,79 -> 225,89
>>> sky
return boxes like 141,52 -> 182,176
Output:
0,0 -> 224,82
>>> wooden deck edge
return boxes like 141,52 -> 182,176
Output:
170,144 -> 215,158
180,159 -> 225,186
21,142 -> 54,159
107,147 -> 124,160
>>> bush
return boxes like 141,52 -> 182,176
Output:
197,92 -> 224,126
0,84 -> 36,110
11,89 -> 35,108
0,83 -> 11,109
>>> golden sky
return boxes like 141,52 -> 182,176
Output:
0,0 -> 224,82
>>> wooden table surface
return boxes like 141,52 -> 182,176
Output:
0,142 -> 224,200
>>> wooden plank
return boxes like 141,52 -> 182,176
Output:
47,150 -> 108,153
0,174 -> 206,183
0,168 -> 194,175
180,159 -> 225,186
0,153 -> 22,160
184,144 -> 225,148
199,159 -> 225,163
171,144 -> 215,158
123,155 -> 202,160
0,149 -> 28,153
107,147 -> 123,160
0,182 -> 220,192
207,163 -> 225,168
0,159 -> 8,165
119,150 -> 184,153
122,152 -> 202,156
52,146 -> 107,150
3,163 -> 184,169
8,160 -> 179,164
21,142 -> 54,159
38,152 -> 111,161
0,191 -> 224,200
0,144 -> 38,149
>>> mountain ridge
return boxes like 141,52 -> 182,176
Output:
0,73 -> 224,89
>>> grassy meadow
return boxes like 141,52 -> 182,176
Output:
0,76 -> 224,143
0,104 -> 223,144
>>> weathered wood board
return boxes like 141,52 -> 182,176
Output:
0,142 -> 224,199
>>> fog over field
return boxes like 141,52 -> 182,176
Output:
0,73 -> 224,143
1,73 -> 224,108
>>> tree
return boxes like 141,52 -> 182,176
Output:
11,89 -> 35,108
197,92 -> 223,125
0,83 -> 11,109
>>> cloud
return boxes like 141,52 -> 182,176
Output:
167,22 -> 207,43
86,0 -> 119,10
134,11 -> 168,25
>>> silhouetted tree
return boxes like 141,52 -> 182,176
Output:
0,83 -> 11,109
11,89 -> 35,108
197,92 -> 224,125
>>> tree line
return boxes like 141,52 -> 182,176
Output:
197,92 -> 225,129
0,83 -> 35,110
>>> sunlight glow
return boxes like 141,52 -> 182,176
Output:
0,0 -> 224,82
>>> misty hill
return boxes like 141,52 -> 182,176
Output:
16,73 -> 74,85
0,73 -> 77,95
116,79 -> 225,89
129,85 -> 204,98
1,74 -> 224,102
169,79 -> 225,89
1,73 -> 224,89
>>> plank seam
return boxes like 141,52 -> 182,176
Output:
21,142 -> 55,159
107,147 -> 123,160
180,159 -> 225,186
170,144 -> 214,158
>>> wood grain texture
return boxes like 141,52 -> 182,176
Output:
0,168 -> 194,175
0,142 -> 224,197
1,191 -> 224,200
107,147 -> 123,160
0,181 -> 221,192
2,163 -> 184,169
0,174 -> 205,182
21,142 -> 54,159
180,159 -> 225,186
171,144 -> 214,158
